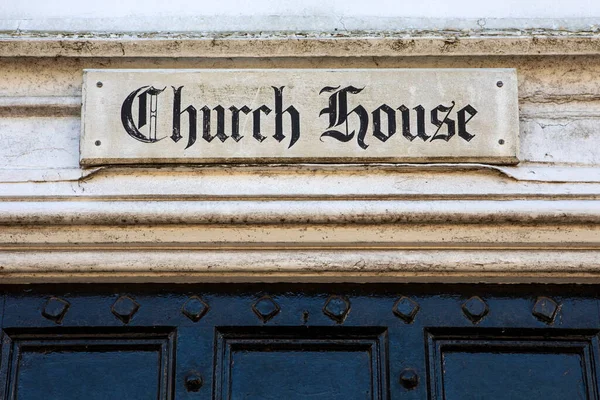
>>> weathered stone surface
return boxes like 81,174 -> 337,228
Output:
2,56 -> 600,170
0,31 -> 599,284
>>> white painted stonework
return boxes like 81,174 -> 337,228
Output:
2,0 -> 599,26
1,7 -> 600,283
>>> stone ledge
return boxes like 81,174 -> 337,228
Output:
1,34 -> 600,58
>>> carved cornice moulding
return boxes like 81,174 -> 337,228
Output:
2,249 -> 600,284
0,196 -> 600,283
0,199 -> 600,225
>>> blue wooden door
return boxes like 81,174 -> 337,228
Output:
0,284 -> 598,399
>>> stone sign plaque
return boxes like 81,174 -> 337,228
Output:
80,69 -> 519,165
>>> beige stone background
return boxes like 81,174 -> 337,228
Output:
1,13 -> 600,282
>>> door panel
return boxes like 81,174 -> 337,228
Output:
214,327 -> 388,400
427,329 -> 600,400
0,284 -> 599,400
0,330 -> 175,400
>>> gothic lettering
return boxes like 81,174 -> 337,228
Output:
172,86 -> 197,149
120,83 -> 480,151
457,104 -> 477,142
121,86 -> 165,143
230,105 -> 251,142
319,86 -> 370,149
273,86 -> 300,148
202,105 -> 229,143
253,105 -> 272,143
430,102 -> 456,142
372,104 -> 396,142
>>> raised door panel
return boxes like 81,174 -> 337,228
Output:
427,329 -> 600,400
0,330 -> 175,400
214,327 -> 388,400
